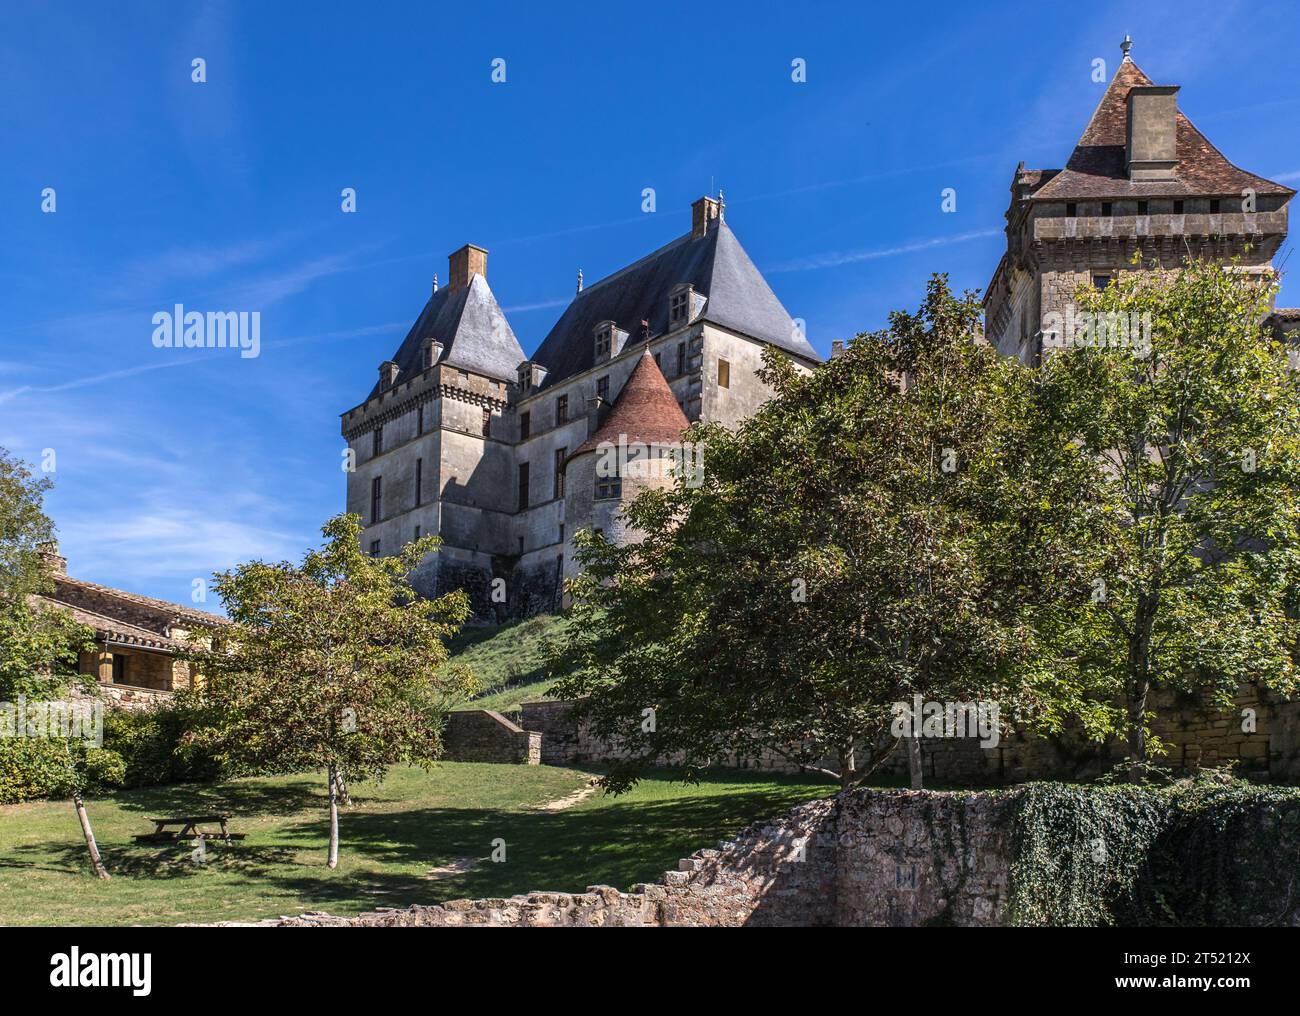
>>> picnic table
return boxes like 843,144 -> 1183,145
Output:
134,814 -> 246,844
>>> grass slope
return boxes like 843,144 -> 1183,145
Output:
446,614 -> 573,714
0,763 -> 831,926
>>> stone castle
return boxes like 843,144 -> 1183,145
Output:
344,42 -> 1295,618
341,195 -> 818,616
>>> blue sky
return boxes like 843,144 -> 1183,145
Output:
2,0 -> 1298,606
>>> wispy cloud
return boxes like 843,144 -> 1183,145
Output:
765,229 -> 1002,274
504,297 -> 571,313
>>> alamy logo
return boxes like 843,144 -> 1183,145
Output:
890,694 -> 1000,748
50,948 -> 151,996
595,435 -> 704,488
151,304 -> 261,359
1,696 -> 103,745
1041,308 -> 1152,358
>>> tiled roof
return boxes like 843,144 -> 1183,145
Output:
370,274 -> 526,394
30,595 -> 189,651
1030,59 -> 1295,201
572,349 -> 690,458
530,219 -> 817,393
50,575 -> 226,630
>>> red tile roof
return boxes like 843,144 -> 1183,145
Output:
1030,59 -> 1295,201
572,349 -> 689,459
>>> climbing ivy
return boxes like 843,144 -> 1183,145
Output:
1008,779 -> 1300,926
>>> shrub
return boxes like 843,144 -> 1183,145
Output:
0,738 -> 124,804
101,692 -> 224,788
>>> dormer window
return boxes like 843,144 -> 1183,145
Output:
422,338 -> 443,369
379,360 -> 400,388
595,323 -> 612,358
670,286 -> 692,327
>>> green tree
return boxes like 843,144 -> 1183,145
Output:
0,448 -> 92,700
1035,259 -> 1300,767
555,277 -> 1105,791
187,513 -> 472,867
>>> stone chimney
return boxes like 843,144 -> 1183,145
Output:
831,340 -> 845,358
1126,85 -> 1179,182
691,196 -> 721,238
37,540 -> 66,576
448,244 -> 488,291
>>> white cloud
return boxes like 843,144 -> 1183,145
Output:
765,229 -> 1003,274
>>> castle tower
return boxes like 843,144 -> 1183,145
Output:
984,40 -> 1294,363
339,243 -> 526,609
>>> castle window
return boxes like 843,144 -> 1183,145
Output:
417,406 -> 424,435
1137,201 -> 1148,215
595,472 -> 622,501
415,458 -> 422,507
654,352 -> 662,369
369,540 -> 380,558
111,654 -> 128,683
1174,200 -> 1184,214
554,447 -> 567,499
595,325 -> 611,357
1101,202 -> 1112,216
482,409 -> 491,437
718,358 -> 731,389
597,375 -> 609,402
1092,275 -> 1112,290
1065,203 -> 1077,217
556,394 -> 568,425
413,525 -> 420,542
1210,199 -> 1221,214
520,411 -> 531,440
670,287 -> 691,326
518,463 -> 530,511
371,476 -> 382,523
373,426 -> 383,457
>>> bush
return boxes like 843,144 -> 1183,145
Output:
0,738 -> 124,804
101,692 -> 224,788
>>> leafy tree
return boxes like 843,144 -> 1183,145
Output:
0,448 -> 109,874
0,448 -> 92,700
1034,259 -> 1300,766
554,277 -> 1104,791
187,514 -> 472,867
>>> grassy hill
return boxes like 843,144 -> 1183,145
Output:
445,613 -> 574,715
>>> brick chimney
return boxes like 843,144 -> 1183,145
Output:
1126,85 -> 1179,182
691,196 -> 721,238
448,244 -> 488,291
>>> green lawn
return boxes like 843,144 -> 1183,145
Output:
0,763 -> 832,926
445,614 -> 573,714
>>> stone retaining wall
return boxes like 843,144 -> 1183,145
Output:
443,710 -> 541,765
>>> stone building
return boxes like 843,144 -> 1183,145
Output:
341,195 -> 819,616
984,39 -> 1295,361
33,541 -> 223,697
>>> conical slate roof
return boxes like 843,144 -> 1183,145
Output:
572,349 -> 690,458
368,274 -> 525,397
1030,58 -> 1295,201
530,219 -> 817,393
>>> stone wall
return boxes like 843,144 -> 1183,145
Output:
443,709 -> 540,765
69,681 -> 174,714
523,684 -> 1300,786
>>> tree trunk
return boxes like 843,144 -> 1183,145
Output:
336,776 -> 351,806
1126,678 -> 1150,781
838,744 -> 856,791
907,736 -> 924,790
326,766 -> 340,869
73,791 -> 109,880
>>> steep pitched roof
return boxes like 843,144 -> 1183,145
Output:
369,274 -> 525,397
572,349 -> 690,458
1030,59 -> 1295,201
530,220 -> 817,392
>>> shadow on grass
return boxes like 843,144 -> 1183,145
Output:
262,770 -> 832,910
108,776 -> 325,820
0,841 -> 298,880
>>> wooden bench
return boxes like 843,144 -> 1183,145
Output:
133,814 -> 246,844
